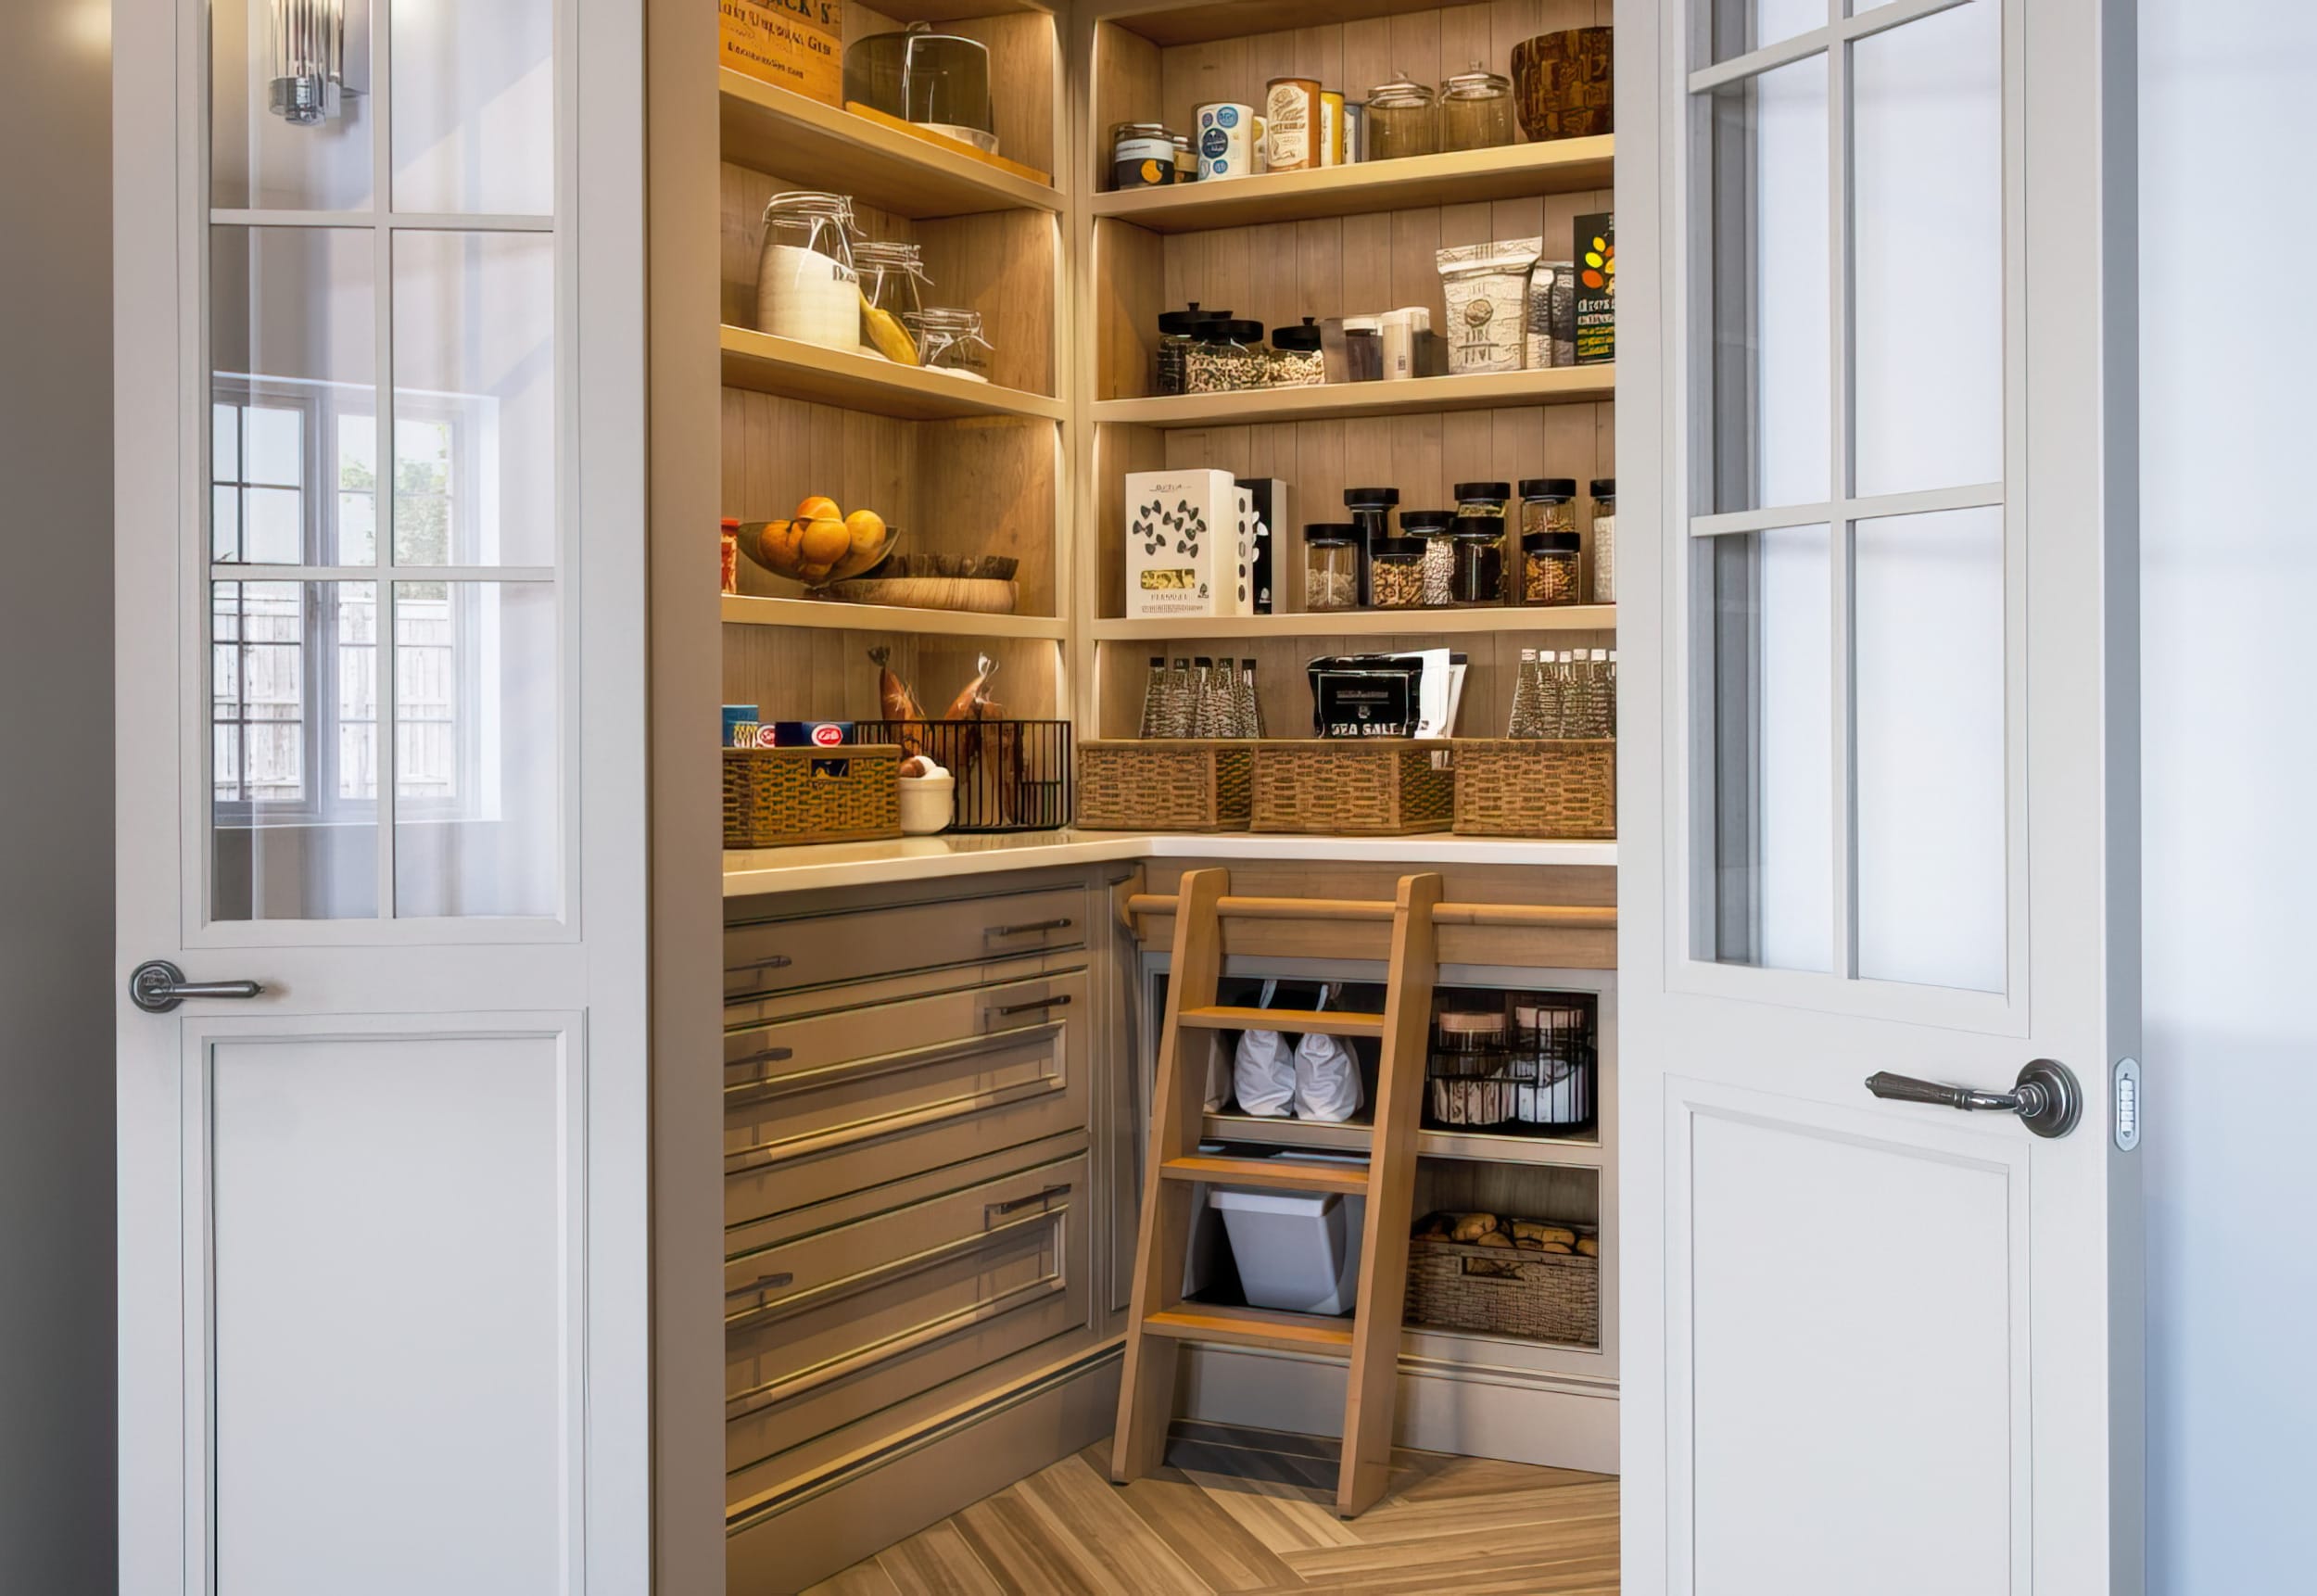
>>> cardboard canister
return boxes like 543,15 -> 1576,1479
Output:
1320,91 -> 1346,166
1196,102 -> 1257,180
1263,77 -> 1322,172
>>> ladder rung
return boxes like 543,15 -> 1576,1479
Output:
1179,1006 -> 1385,1038
1142,1304 -> 1356,1355
1160,1155 -> 1370,1196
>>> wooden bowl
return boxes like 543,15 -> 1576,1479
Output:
1512,28 -> 1614,143
817,576 -> 1019,614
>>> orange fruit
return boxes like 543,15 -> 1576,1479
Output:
798,515 -> 853,568
844,509 -> 888,561
795,495 -> 842,524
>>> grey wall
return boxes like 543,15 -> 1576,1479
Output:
2139,3 -> 2317,1590
0,1 -> 117,1591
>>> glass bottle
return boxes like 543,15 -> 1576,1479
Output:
1438,66 -> 1516,152
1590,478 -> 1616,603
1603,649 -> 1619,739
1164,657 -> 1195,737
1365,78 -> 1437,161
1239,658 -> 1267,739
1302,524 -> 1360,612
1508,647 -> 1545,737
1138,655 -> 1168,739
1155,304 -> 1223,396
755,191 -> 860,351
910,307 -> 994,379
1370,536 -> 1426,610
1188,657 -> 1220,738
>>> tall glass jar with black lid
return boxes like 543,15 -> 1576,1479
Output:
1267,316 -> 1327,386
1156,303 -> 1224,396
1302,525 -> 1361,612
1450,516 -> 1508,605
1343,486 -> 1399,607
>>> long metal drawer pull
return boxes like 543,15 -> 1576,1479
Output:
990,918 -> 1073,937
986,1183 -> 1072,1219
728,954 -> 794,974
724,1045 -> 795,1074
991,994 -> 1072,1019
1864,1059 -> 2082,1140
725,1272 -> 795,1300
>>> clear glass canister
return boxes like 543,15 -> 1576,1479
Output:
1156,303 -> 1223,396
1184,319 -> 1263,393
1401,510 -> 1458,607
1519,477 -> 1577,538
910,307 -> 994,380
1439,67 -> 1516,152
755,191 -> 860,351
1455,480 -> 1513,528
1266,317 -> 1327,387
1590,477 -> 1616,603
1450,521 -> 1507,605
1370,536 -> 1426,609
1366,78 -> 1437,160
853,238 -> 930,364
1523,530 -> 1583,605
1303,524 -> 1361,612
1344,486 -> 1400,607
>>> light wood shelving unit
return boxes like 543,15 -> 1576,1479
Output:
719,325 -> 1068,422
1091,136 -> 1614,231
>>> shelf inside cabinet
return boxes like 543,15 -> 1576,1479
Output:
1093,139 -> 1614,233
719,70 -> 1061,221
1201,1111 -> 1604,1170
1093,606 -> 1614,641
1103,0 -> 1428,48
722,594 -> 1068,640
1095,367 -> 1614,428
721,327 -> 1067,422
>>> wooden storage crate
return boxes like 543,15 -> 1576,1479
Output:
1452,740 -> 1616,840
1077,741 -> 1254,831
1250,740 -> 1456,836
1404,1228 -> 1601,1346
723,745 -> 901,849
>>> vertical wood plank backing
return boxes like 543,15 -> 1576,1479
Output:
935,12 -> 1059,176
1095,423 -> 1170,620
1413,1159 -> 1602,1230
1095,221 -> 1168,401
1093,19 -> 1166,190
722,628 -> 1061,722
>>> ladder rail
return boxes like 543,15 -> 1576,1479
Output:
1124,892 -> 1614,930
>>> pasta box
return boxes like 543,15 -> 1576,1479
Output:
720,0 -> 844,108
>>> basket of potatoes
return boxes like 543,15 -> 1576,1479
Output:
738,495 -> 897,589
1404,1210 -> 1601,1345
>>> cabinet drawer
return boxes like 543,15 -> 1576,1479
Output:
726,886 -> 1086,1003
725,969 -> 1089,1225
723,1151 -> 1090,1476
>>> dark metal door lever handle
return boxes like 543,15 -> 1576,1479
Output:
1865,1058 -> 2082,1140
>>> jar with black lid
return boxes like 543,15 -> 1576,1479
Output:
1185,318 -> 1264,393
1455,480 -> 1513,525
1522,529 -> 1583,605
1302,524 -> 1361,612
1401,509 -> 1458,607
1343,486 -> 1399,607
1267,316 -> 1327,387
1370,535 -> 1426,609
1156,303 -> 1224,396
1519,477 -> 1577,538
1450,515 -> 1507,605
1112,121 -> 1177,188
1590,478 -> 1616,603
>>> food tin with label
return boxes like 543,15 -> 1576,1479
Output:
1111,121 -> 1176,188
1320,91 -> 1346,166
1263,77 -> 1322,172
1343,100 -> 1369,163
1196,101 -> 1257,180
1171,132 -> 1197,184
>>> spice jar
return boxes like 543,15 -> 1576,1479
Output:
911,307 -> 994,379
1266,317 -> 1327,387
755,191 -> 860,351
1519,477 -> 1577,539
1344,486 -> 1399,607
1439,66 -> 1516,152
1589,478 -> 1616,603
1185,318 -> 1263,393
1523,530 -> 1583,605
1450,518 -> 1507,605
1156,303 -> 1222,396
1111,122 -> 1177,188
1366,78 -> 1437,160
1402,510 -> 1458,607
1370,536 -> 1426,609
1302,524 -> 1360,612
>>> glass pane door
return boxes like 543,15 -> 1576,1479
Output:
1688,0 -> 2010,994
207,0 -> 563,924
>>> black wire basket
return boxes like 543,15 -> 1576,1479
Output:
860,719 -> 1074,834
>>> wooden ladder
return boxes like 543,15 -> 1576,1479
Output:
1110,867 -> 1443,1518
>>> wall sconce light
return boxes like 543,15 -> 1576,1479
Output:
269,0 -> 349,126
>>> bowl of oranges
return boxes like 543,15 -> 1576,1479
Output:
739,496 -> 897,588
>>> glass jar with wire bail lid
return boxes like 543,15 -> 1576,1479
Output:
853,238 -> 932,364
910,307 -> 995,381
755,191 -> 861,352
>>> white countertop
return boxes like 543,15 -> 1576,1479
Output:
722,830 -> 1618,897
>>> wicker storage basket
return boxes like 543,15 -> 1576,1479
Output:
1405,1229 -> 1601,1345
722,745 -> 902,848
1452,740 -> 1616,839
1077,741 -> 1254,831
1250,740 -> 1456,836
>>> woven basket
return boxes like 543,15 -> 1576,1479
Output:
1405,1230 -> 1600,1345
1078,741 -> 1254,831
722,746 -> 902,848
1249,741 -> 1455,836
1452,740 -> 1615,839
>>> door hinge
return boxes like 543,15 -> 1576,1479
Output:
2113,1058 -> 2141,1151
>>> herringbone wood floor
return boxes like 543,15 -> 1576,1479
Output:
802,1422 -> 1620,1596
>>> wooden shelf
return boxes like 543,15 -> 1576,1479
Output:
721,594 -> 1068,639
719,71 -> 1061,220
1093,606 -> 1614,641
1093,139 -> 1613,234
1201,1111 -> 1604,1170
1095,366 -> 1614,428
720,327 -> 1068,423
1102,0 -> 1458,48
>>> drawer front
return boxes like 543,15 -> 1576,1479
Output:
726,886 -> 1087,1003
724,1151 -> 1091,1476
725,970 -> 1089,1226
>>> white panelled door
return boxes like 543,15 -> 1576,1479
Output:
114,0 -> 651,1590
1618,0 -> 2141,1590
